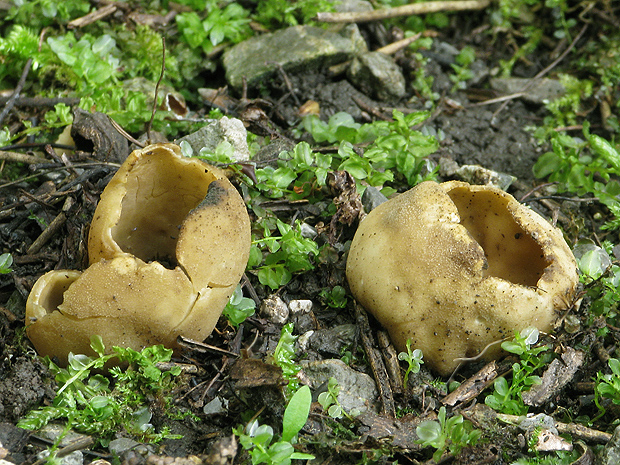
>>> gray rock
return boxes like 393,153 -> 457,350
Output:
36,450 -> 82,465
490,77 -> 566,104
347,51 -> 406,101
38,425 -> 89,448
289,299 -> 313,314
597,424 -> 620,465
454,164 -> 515,191
108,438 -> 140,456
223,25 -> 367,90
361,185 -> 388,213
302,359 -> 378,414
260,295 -> 289,324
175,116 -> 250,162
309,324 -> 357,356
335,0 -> 373,12
203,396 -> 228,415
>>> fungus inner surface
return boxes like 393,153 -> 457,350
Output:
446,187 -> 549,287
112,152 -> 216,265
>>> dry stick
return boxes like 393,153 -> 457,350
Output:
316,0 -> 490,23
0,150 -> 47,164
355,303 -> 396,417
107,116 -> 145,148
67,3 -> 117,29
0,58 -> 32,126
376,32 -> 422,55
27,196 -> 74,255
147,36 -> 166,143
0,97 -> 81,107
496,412 -> 612,444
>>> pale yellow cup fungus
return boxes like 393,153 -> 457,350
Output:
346,181 -> 578,375
26,144 -> 251,365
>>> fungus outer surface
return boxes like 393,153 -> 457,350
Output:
26,144 -> 251,365
346,180 -> 578,375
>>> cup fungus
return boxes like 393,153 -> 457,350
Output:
26,144 -> 251,365
346,181 -> 578,375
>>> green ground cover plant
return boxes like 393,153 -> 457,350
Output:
485,328 -> 551,416
2,0 -> 620,463
17,336 -> 185,450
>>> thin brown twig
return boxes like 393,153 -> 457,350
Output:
147,36 -> 166,143
67,3 -> 117,29
376,32 -> 422,55
0,150 -> 47,164
315,0 -> 490,23
0,58 -> 32,126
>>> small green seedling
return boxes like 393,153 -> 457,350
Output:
249,218 -> 320,290
317,377 -> 359,421
595,358 -> 620,419
234,385 -> 315,465
18,336 -> 183,445
319,285 -> 348,309
416,406 -> 480,462
397,340 -> 424,389
485,328 -> 549,415
223,284 -> 256,327
273,323 -> 301,394
0,253 -> 13,274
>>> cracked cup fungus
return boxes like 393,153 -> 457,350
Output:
26,144 -> 251,365
346,181 -> 578,375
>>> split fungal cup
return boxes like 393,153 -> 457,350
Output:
346,180 -> 579,375
26,144 -> 251,365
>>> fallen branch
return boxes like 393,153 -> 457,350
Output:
316,0 -> 490,23
497,413 -> 612,444
0,150 -> 47,164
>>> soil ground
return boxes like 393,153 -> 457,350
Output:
0,3 -> 617,465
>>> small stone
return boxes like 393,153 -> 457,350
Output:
203,396 -> 228,415
303,359 -> 378,414
260,295 -> 289,324
108,438 -> 140,457
299,223 -> 317,239
297,330 -> 315,351
175,116 -> 250,162
224,25 -> 367,90
37,450 -> 83,465
361,186 -> 388,213
289,299 -> 313,314
347,51 -> 406,101
454,164 -> 515,191
490,77 -> 566,104
309,324 -> 357,356
599,424 -> 620,465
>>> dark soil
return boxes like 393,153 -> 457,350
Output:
0,4 -> 616,465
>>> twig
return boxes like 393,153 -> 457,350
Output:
355,302 -> 396,417
27,196 -> 74,255
106,117 -> 145,148
0,58 -> 32,126
0,97 -> 81,107
147,36 -> 166,143
376,32 -> 422,55
67,3 -> 117,28
0,150 -> 47,164
496,412 -> 612,444
316,0 -> 490,23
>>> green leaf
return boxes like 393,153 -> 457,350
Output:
89,336 -> 105,357
0,253 -> 13,273
282,385 -> 311,442
494,377 -> 510,397
416,420 -> 442,444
